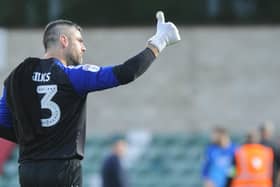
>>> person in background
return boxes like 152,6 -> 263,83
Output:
202,127 -> 237,187
230,130 -> 274,187
101,139 -> 129,187
259,121 -> 280,187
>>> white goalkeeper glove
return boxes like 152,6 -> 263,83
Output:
148,11 -> 181,53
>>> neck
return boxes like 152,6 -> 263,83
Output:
43,50 -> 67,66
221,140 -> 230,148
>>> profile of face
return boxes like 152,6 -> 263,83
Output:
260,121 -> 275,140
211,131 -> 220,144
211,129 -> 229,147
63,27 -> 86,66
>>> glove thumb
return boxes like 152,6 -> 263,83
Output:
156,11 -> 165,25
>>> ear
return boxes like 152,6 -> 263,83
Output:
59,34 -> 69,48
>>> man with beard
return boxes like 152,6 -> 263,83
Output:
0,11 -> 180,187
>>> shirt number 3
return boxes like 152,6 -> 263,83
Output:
37,85 -> 61,127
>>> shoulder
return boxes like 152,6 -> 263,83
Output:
104,154 -> 119,166
10,57 -> 42,73
206,143 -> 217,150
205,144 -> 217,155
5,57 -> 42,83
69,64 -> 101,72
229,143 -> 239,151
57,63 -> 103,78
63,64 -> 101,73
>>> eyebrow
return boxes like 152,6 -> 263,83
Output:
77,37 -> 83,42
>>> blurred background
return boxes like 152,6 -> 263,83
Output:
0,0 -> 280,187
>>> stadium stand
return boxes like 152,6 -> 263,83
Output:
0,27 -> 278,187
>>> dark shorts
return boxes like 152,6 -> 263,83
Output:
19,159 -> 82,187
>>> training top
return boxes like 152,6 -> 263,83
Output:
202,143 -> 237,187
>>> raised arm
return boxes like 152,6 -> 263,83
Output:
114,11 -> 180,85
64,11 -> 180,95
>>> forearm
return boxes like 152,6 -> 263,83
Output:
0,126 -> 17,143
69,11 -> 180,93
112,47 -> 156,85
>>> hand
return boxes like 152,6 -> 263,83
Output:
148,11 -> 181,53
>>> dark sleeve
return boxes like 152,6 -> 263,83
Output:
113,48 -> 156,85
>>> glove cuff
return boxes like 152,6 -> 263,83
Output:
148,33 -> 167,53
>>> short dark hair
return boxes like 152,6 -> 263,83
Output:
259,120 -> 274,132
213,126 -> 227,135
43,19 -> 82,51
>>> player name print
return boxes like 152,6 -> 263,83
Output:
32,72 -> 51,82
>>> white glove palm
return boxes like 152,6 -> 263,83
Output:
148,11 -> 181,53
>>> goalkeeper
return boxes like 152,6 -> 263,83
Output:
0,11 -> 180,187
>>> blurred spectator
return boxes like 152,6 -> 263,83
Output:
202,127 -> 237,187
259,121 -> 280,187
230,130 -> 273,187
101,139 -> 129,187
0,138 -> 15,175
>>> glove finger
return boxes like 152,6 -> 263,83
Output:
167,22 -> 181,43
168,22 -> 180,34
156,11 -> 165,24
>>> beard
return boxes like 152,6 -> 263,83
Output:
66,53 -> 82,66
